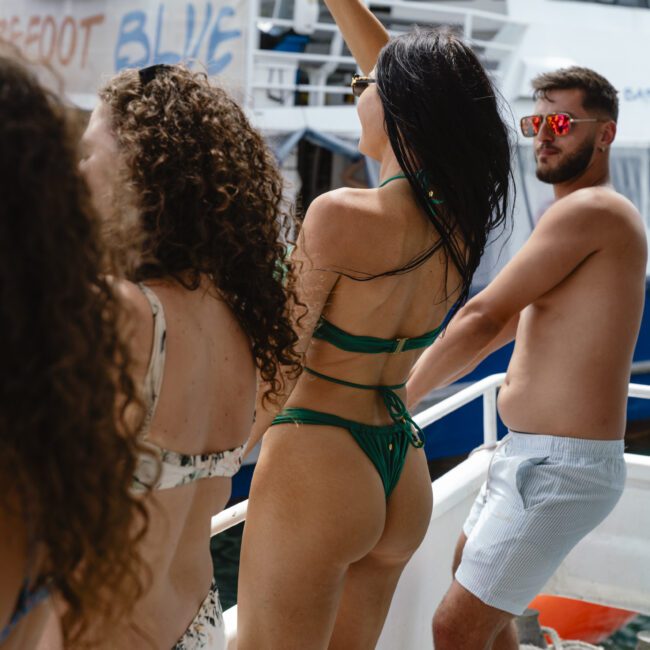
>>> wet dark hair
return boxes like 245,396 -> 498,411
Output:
532,66 -> 619,122
99,66 -> 302,404
0,53 -> 150,646
374,28 -> 513,308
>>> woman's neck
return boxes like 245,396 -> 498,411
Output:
378,146 -> 402,184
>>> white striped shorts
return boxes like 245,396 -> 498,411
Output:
456,431 -> 626,615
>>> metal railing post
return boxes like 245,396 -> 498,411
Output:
482,385 -> 498,446
464,12 -> 474,41
244,0 -> 259,110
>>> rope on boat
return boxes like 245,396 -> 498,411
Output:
520,626 -> 605,649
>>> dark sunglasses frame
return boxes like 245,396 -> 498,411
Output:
520,112 -> 606,138
351,74 -> 377,98
138,63 -> 173,86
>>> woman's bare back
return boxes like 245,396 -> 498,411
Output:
117,275 -> 256,647
287,178 -> 462,423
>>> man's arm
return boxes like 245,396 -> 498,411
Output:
323,0 -> 389,73
406,191 -> 614,409
407,312 -> 518,409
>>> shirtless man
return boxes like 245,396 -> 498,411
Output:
406,67 -> 647,650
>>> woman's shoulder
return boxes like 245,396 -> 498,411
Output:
301,187 -> 383,265
307,187 -> 377,221
110,278 -> 155,325
109,278 -> 155,376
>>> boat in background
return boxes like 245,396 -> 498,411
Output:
529,595 -> 637,644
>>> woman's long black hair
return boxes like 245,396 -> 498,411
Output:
373,28 -> 514,309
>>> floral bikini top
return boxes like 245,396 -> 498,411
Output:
132,284 -> 245,492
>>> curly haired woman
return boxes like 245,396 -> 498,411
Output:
236,2 -> 513,648
0,55 -> 150,648
79,64 -> 301,648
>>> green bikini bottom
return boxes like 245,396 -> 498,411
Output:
271,407 -> 419,497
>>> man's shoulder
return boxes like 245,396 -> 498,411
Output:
554,186 -> 640,223
541,186 -> 643,240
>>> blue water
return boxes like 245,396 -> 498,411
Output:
211,521 -> 243,611
603,614 -> 650,648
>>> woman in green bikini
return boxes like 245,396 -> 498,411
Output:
238,2 -> 513,647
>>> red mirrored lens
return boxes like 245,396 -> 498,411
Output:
520,115 -> 542,137
547,113 -> 571,136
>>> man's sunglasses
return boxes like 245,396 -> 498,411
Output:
520,112 -> 605,137
351,74 -> 376,98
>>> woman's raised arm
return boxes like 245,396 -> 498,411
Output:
324,0 -> 389,74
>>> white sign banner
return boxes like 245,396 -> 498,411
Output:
0,1 -> 249,104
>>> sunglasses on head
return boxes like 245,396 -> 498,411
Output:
351,74 -> 376,98
138,63 -> 173,87
520,112 -> 606,137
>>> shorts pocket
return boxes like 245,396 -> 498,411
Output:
515,455 -> 550,511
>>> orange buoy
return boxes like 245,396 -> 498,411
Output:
530,595 -> 637,643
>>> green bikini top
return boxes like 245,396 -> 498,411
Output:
306,295 -> 458,450
312,312 -> 453,355
311,172 -> 454,354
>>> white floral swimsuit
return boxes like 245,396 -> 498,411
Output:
173,580 -> 224,650
133,284 -> 244,649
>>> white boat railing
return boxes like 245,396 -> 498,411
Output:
245,0 -> 528,111
211,375 -> 650,537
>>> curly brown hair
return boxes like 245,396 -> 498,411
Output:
98,66 -> 301,403
0,54 -> 151,646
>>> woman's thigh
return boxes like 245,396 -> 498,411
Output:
237,423 -> 388,650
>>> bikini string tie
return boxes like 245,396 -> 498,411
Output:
380,387 -> 425,449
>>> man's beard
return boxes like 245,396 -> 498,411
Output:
535,138 -> 595,184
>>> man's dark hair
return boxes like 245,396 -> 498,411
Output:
532,66 -> 619,122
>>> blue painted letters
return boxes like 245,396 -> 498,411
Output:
114,2 -> 242,74
115,11 -> 150,69
206,7 -> 241,75
154,4 -> 182,64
